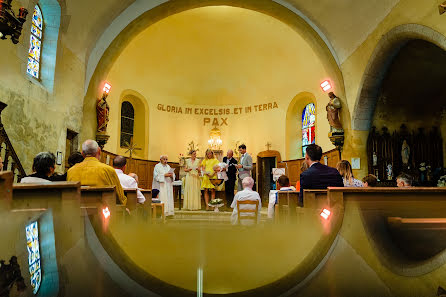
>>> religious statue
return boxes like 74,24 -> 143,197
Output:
372,151 -> 378,167
96,94 -> 110,133
326,92 -> 343,133
386,163 -> 393,181
401,140 -> 410,166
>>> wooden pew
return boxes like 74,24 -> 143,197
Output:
303,189 -> 328,209
13,182 -> 81,205
124,188 -> 151,220
275,191 -> 300,223
0,171 -> 13,201
141,188 -> 165,221
80,186 -> 122,216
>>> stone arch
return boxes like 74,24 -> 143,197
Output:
27,0 -> 61,92
117,90 -> 150,159
352,24 -> 446,131
81,0 -> 345,142
285,92 -> 317,160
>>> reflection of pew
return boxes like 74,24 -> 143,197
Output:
0,171 -> 13,201
275,191 -> 299,223
303,189 -> 328,209
328,187 -> 446,262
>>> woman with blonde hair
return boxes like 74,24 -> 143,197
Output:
201,149 -> 219,210
183,149 -> 202,210
336,160 -> 363,187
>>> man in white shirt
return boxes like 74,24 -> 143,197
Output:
113,156 -> 145,204
268,175 -> 295,219
231,177 -> 261,225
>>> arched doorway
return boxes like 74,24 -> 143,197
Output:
352,24 -> 446,184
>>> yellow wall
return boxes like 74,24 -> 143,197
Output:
103,6 -> 335,160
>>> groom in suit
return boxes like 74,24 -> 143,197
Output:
236,144 -> 253,191
223,149 -> 238,207
299,144 -> 343,206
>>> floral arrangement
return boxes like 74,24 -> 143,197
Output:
209,198 -> 223,206
438,175 -> 446,187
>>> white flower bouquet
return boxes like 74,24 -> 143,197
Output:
209,198 -> 223,206
438,175 -> 446,187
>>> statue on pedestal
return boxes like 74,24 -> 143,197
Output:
401,140 -> 410,167
326,92 -> 343,133
96,94 -> 110,133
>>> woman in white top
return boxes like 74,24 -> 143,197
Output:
183,150 -> 202,210
336,160 -> 363,187
21,152 -> 56,184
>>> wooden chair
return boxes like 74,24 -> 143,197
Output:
152,203 -> 165,221
236,200 -> 259,225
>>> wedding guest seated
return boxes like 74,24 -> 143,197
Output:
396,173 -> 413,188
231,177 -> 262,225
21,152 -> 56,184
268,175 -> 295,219
362,174 -> 378,187
336,160 -> 363,187
128,173 -> 138,183
151,189 -> 162,204
50,151 -> 86,181
295,162 -> 309,191
113,156 -> 145,204
299,144 -> 344,206
67,139 -> 127,205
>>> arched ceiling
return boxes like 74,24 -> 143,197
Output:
63,0 -> 399,70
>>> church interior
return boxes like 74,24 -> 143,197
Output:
1,0 -> 446,296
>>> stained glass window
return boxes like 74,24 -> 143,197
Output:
26,221 -> 42,295
302,103 -> 316,156
120,101 -> 135,147
27,5 -> 43,79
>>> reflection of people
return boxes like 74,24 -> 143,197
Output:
326,92 -> 343,132
231,177 -> 261,225
299,144 -> 344,206
96,95 -> 110,132
236,144 -> 253,191
183,150 -> 202,210
223,150 -> 238,207
0,156 -> 3,171
152,155 -> 175,217
336,160 -> 363,187
201,149 -> 219,211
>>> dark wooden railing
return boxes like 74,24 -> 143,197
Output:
0,102 -> 26,182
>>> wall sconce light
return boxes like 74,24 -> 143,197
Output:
102,82 -> 112,97
320,80 -> 332,92
0,0 -> 28,44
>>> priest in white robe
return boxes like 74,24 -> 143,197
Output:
152,155 -> 175,216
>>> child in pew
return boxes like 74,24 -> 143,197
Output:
362,174 -> 378,187
268,175 -> 296,219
